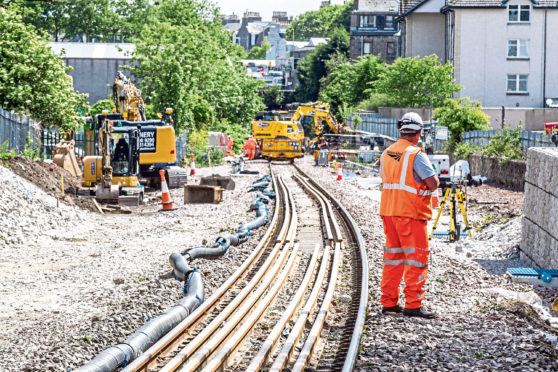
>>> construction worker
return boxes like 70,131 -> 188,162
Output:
379,112 -> 439,319
226,136 -> 234,157
244,135 -> 256,160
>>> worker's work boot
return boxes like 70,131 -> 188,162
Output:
403,307 -> 436,319
381,305 -> 402,314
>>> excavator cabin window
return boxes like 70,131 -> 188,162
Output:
112,134 -> 130,175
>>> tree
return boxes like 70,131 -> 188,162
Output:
260,86 -> 284,110
373,55 -> 462,108
433,97 -> 490,146
247,37 -> 271,59
295,28 -> 349,102
286,1 -> 353,40
320,54 -> 385,121
128,0 -> 264,133
0,8 -> 86,131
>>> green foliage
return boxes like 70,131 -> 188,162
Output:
211,119 -> 250,154
286,1 -> 353,40
89,99 -> 115,118
357,93 -> 398,112
128,0 -> 264,134
22,134 -> 41,160
0,141 -> 17,160
144,104 -> 160,120
186,129 -> 224,166
373,55 -> 462,108
454,142 -> 479,159
17,0 -> 152,42
434,97 -> 490,146
260,86 -> 284,110
320,54 -> 385,121
352,114 -> 363,131
247,37 -> 271,59
0,8 -> 86,131
481,126 -> 523,161
296,28 -> 350,102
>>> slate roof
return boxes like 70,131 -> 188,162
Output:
400,0 -> 423,13
224,22 -> 241,33
246,22 -> 271,35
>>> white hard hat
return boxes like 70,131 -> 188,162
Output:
398,112 -> 423,134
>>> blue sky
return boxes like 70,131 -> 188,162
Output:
210,0 -> 347,21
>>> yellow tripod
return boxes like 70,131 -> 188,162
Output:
429,182 -> 472,242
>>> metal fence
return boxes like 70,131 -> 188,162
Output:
0,107 -> 42,153
347,113 -> 400,138
462,130 -> 555,149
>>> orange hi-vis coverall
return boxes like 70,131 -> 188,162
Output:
244,138 -> 257,160
379,139 -> 435,310
226,137 -> 234,156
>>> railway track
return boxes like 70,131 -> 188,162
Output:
121,165 -> 368,372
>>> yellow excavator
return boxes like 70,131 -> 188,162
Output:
290,101 -> 353,150
81,111 -> 144,205
110,71 -> 188,187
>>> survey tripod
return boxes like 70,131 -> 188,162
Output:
429,182 -> 472,242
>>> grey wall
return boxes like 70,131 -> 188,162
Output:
521,147 -> 558,268
65,58 -> 131,104
405,13 -> 445,61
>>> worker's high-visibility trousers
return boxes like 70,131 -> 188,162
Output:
380,216 -> 429,309
247,149 -> 255,160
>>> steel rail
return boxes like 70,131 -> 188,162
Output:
245,243 -> 320,372
292,241 -> 341,372
161,176 -> 298,371
123,172 -> 285,372
269,243 -> 331,372
201,242 -> 301,371
294,164 -> 369,372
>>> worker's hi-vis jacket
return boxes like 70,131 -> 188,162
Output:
379,139 -> 434,221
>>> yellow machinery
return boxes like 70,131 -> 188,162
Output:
113,71 -> 146,122
251,110 -> 304,161
110,72 -> 187,187
291,101 -> 353,150
82,115 -> 144,204
53,140 -> 82,177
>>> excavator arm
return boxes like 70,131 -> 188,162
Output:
113,71 -> 146,122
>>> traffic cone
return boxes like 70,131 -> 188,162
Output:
189,154 -> 196,176
159,170 -> 174,211
337,163 -> 343,181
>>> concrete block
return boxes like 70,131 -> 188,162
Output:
521,217 -> 558,268
525,148 -> 558,198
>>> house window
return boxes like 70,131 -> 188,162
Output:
385,16 -> 394,30
363,42 -> 373,55
360,15 -> 376,28
508,40 -> 529,58
507,74 -> 528,93
509,5 -> 530,22
386,42 -> 396,59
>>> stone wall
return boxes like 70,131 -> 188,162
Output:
465,155 -> 526,191
520,148 -> 558,268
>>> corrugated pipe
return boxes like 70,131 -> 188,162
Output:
76,271 -> 203,372
78,178 -> 274,372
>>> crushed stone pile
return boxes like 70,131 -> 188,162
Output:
0,164 -> 89,246
455,217 -> 522,259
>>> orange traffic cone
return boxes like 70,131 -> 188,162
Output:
159,170 -> 174,211
190,154 -> 196,176
337,163 -> 343,181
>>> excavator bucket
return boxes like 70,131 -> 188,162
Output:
53,140 -> 82,177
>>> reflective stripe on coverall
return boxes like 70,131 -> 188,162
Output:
379,139 -> 434,309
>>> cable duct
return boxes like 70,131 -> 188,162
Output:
77,176 -> 274,372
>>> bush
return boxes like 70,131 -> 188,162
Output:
434,97 -> 490,147
89,99 -> 115,118
0,141 -> 17,160
22,134 -> 41,160
453,142 -> 479,159
357,93 -> 397,112
186,129 -> 225,167
482,126 -> 523,161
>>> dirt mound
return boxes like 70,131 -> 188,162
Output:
1,157 -> 97,212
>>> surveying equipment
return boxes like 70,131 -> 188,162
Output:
429,181 -> 472,242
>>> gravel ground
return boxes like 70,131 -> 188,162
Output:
0,160 -> 272,371
295,156 -> 558,371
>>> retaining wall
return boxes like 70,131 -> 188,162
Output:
520,148 -> 558,268
465,155 -> 526,191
